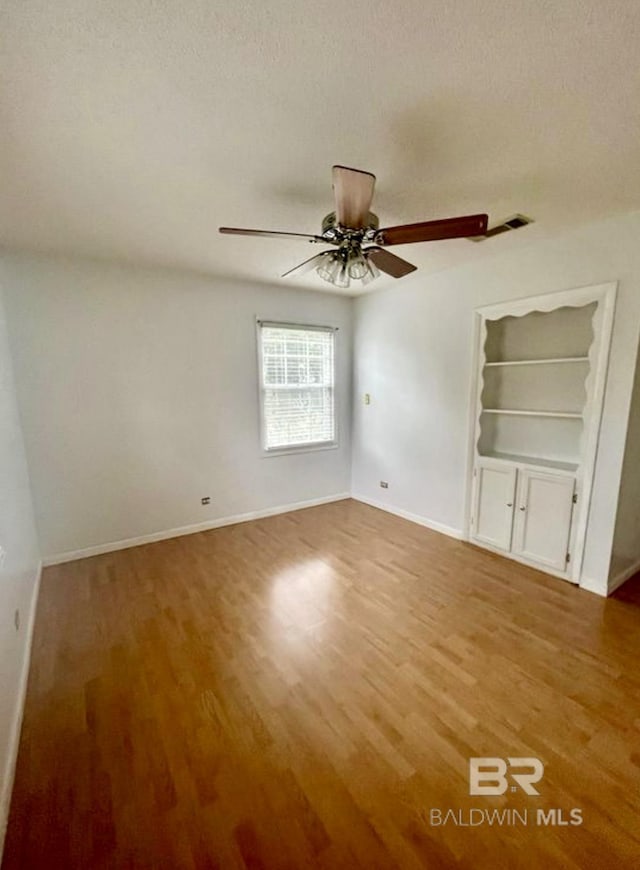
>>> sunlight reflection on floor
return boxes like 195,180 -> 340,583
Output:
268,557 -> 337,643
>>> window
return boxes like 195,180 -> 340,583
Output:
258,321 -> 336,452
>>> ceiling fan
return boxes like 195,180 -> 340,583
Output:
219,165 -> 488,289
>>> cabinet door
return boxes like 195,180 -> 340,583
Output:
512,470 -> 575,572
472,462 -> 517,551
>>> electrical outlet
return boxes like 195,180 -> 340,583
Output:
201,497 -> 211,505
364,393 -> 371,405
14,609 -> 20,631
380,481 -> 389,489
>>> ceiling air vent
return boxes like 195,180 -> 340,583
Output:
469,214 -> 533,241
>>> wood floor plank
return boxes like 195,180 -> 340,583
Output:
3,499 -> 640,868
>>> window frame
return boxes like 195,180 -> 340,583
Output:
256,319 -> 339,457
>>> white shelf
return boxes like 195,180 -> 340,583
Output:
484,356 -> 589,368
478,305 -> 593,478
482,409 -> 582,419
479,450 -> 579,472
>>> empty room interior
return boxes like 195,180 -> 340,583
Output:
2,2 -> 640,868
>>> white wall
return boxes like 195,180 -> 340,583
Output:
610,339 -> 640,591
351,211 -> 640,596
0,285 -> 40,853
1,254 -> 352,561
4,212 -> 640,596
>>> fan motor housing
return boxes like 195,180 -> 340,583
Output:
321,211 -> 379,236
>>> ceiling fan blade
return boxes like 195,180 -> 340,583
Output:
366,246 -> 417,278
281,251 -> 333,278
219,227 -> 326,243
332,165 -> 376,229
376,214 -> 488,246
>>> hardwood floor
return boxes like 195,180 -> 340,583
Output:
3,499 -> 640,869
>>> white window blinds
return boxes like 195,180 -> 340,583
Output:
259,322 -> 336,451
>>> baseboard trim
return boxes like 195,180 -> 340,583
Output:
43,493 -> 352,566
351,494 -> 463,540
608,558 -> 640,595
579,575 -> 608,597
0,560 -> 42,859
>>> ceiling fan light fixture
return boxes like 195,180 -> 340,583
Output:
335,260 -> 350,289
347,252 -> 368,280
361,253 -> 380,286
316,248 -> 381,289
220,166 -> 485,287
316,252 -> 343,286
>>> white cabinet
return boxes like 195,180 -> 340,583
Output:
471,459 -> 575,575
472,462 -> 517,551
512,469 -> 575,571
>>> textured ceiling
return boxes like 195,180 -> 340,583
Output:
2,1 -> 640,294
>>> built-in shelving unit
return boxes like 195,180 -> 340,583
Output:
468,282 -> 618,589
477,303 -> 596,468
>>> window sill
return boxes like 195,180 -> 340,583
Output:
262,441 -> 339,458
